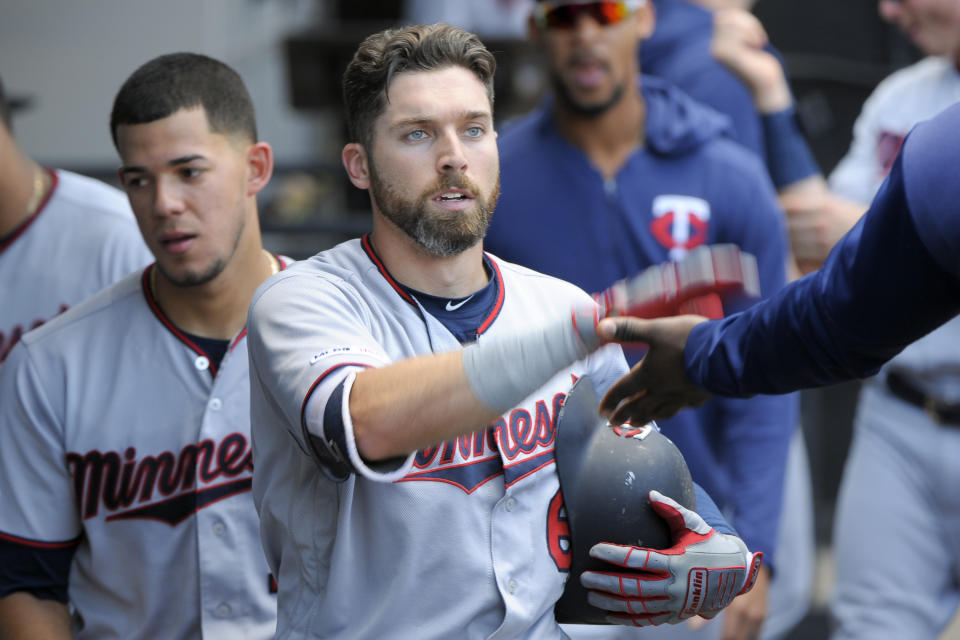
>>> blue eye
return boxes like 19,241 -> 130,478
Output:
465,126 -> 483,137
408,129 -> 428,141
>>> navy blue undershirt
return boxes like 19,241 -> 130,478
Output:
399,256 -> 498,344
183,332 -> 230,369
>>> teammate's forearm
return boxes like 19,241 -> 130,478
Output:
0,592 -> 72,640
686,156 -> 960,395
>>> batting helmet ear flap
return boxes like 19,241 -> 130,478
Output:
554,376 -> 697,625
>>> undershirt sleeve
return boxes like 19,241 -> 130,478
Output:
0,534 -> 79,602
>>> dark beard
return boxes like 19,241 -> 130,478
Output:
158,258 -> 229,287
156,214 -> 245,287
369,168 -> 499,258
551,73 -> 625,118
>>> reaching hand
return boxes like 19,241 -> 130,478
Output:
583,245 -> 759,425
580,491 -> 763,628
711,8 -> 792,114
778,182 -> 867,273
596,315 -> 711,426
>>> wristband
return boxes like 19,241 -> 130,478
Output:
463,306 -> 601,413
762,106 -> 821,188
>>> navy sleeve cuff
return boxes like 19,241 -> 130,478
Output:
761,107 -> 821,188
0,533 -> 78,603
303,377 -> 354,482
693,482 -> 737,538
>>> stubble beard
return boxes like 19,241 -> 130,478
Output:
369,167 -> 500,258
159,258 -> 230,288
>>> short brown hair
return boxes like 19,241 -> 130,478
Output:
342,23 -> 496,149
110,52 -> 257,148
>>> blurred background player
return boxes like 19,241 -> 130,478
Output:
0,74 -> 150,364
247,22 -> 759,639
711,1 -> 960,637
0,53 -> 281,638
641,0 -> 769,161
484,2 -> 803,639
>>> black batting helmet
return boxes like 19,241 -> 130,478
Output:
553,376 -> 697,625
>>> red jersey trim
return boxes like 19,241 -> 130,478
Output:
360,234 -> 506,335
299,362 -> 371,428
0,167 -> 59,255
0,529 -> 82,550
360,234 -> 417,306
477,255 -> 505,335
142,265 -> 219,376
140,256 -> 289,375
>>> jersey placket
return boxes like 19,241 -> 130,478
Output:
141,266 -> 268,634
194,340 -> 264,636
486,367 -> 575,639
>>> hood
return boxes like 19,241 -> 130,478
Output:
641,73 -> 733,155
642,0 -> 713,70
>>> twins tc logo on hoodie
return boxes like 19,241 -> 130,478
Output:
649,195 -> 711,261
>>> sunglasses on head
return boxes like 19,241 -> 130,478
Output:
534,0 -> 645,29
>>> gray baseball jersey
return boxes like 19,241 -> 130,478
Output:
0,264 -> 280,639
247,236 -> 629,640
0,168 -> 151,362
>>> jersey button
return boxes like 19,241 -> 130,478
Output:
508,579 -> 518,595
505,498 -> 517,512
212,521 -> 226,536
215,603 -> 232,618
209,398 -> 222,411
195,356 -> 210,371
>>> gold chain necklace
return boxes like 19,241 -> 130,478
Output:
24,167 -> 46,218
265,249 -> 280,276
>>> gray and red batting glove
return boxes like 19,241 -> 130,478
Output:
594,244 -> 760,320
579,490 -> 763,627
571,244 -> 759,350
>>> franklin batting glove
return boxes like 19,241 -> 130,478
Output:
579,490 -> 762,627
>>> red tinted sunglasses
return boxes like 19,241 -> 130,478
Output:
534,0 -> 644,29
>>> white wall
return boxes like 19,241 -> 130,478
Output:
0,0 -> 329,168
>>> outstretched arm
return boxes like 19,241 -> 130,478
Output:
346,245 -> 758,461
598,140 -> 960,425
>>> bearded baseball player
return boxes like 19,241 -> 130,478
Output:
247,23 -> 760,640
0,75 -> 151,364
0,54 -> 281,638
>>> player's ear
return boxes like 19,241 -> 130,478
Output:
244,141 -> 274,197
342,142 -> 371,190
636,1 -> 656,40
